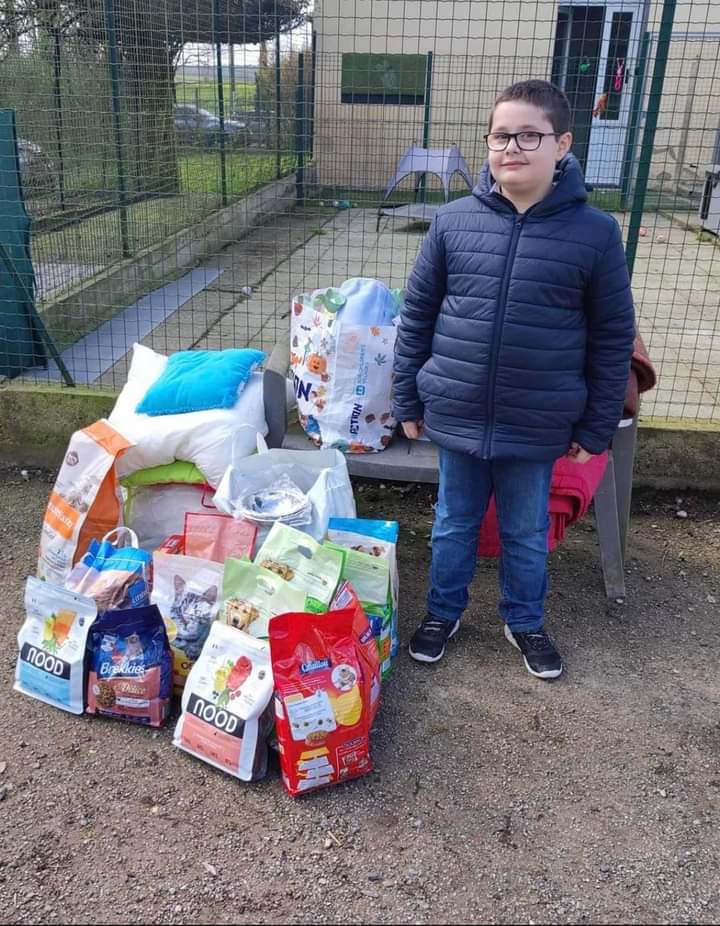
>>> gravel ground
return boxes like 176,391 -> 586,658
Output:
0,467 -> 719,925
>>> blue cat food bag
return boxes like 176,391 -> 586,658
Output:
86,605 -> 172,726
15,577 -> 97,714
151,552 -> 224,695
65,528 -> 151,614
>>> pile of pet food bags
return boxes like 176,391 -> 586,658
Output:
15,421 -> 399,797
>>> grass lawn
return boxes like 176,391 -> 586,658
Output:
175,78 -> 256,114
310,184 -> 696,216
33,151 -> 295,267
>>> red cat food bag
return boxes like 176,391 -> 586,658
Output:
269,602 -> 374,797
157,535 -> 184,555
86,604 -> 172,727
173,622 -> 274,782
38,420 -> 132,585
183,513 -> 257,564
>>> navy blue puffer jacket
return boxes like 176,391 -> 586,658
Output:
393,154 -> 636,461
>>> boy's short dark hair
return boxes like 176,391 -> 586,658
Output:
489,79 -> 571,135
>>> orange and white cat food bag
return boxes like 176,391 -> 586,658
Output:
173,622 -> 274,781
37,420 -> 132,585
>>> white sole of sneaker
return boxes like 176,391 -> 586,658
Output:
409,620 -> 460,664
504,624 -> 563,680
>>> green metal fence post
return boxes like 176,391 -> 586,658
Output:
51,27 -> 66,212
103,0 -> 130,258
625,0 -> 677,277
275,20 -> 282,180
417,50 -> 433,203
309,29 -> 317,157
213,0 -> 228,208
295,51 -> 305,204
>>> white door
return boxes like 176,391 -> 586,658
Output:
584,1 -> 646,186
552,1 -> 647,187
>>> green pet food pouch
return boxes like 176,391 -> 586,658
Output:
220,558 -> 307,638
253,523 -> 343,613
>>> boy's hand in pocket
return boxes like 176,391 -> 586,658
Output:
566,441 -> 593,464
401,420 -> 425,440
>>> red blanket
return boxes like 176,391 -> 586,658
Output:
624,331 -> 657,418
478,451 -> 609,557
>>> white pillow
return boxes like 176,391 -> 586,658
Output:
109,343 -> 268,487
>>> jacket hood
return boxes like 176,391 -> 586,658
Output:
473,153 -> 588,215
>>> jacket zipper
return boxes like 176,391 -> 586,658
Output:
482,214 -> 525,458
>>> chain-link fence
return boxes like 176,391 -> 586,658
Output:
0,0 -> 718,422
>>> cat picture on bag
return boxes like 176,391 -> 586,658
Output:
57,474 -> 101,514
171,576 -> 218,661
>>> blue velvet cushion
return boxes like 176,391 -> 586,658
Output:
135,348 -> 266,416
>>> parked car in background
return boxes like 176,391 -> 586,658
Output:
17,139 -> 56,197
174,104 -> 252,148
229,109 -> 273,148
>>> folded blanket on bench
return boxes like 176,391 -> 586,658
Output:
478,451 -> 609,557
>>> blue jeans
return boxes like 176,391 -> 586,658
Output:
427,448 -> 554,633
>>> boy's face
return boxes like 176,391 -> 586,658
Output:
488,101 -> 572,197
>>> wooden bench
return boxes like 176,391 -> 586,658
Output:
263,331 -> 637,599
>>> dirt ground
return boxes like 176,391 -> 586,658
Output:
0,467 -> 719,925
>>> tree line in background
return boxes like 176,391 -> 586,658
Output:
0,0 -> 308,195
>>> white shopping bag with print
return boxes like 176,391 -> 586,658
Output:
290,280 -> 399,453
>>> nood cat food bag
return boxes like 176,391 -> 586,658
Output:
151,552 -> 224,694
173,622 -> 274,782
269,602 -> 374,797
220,558 -> 306,639
15,576 -> 97,715
38,421 -> 132,585
253,522 -> 343,613
86,604 -> 172,727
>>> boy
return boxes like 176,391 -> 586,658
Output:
393,80 -> 635,679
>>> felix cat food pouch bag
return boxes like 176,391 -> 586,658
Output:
269,601 -> 374,797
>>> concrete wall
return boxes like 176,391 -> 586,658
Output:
312,0 -> 720,195
313,0 -> 556,188
646,33 -> 720,197
1,383 -> 719,491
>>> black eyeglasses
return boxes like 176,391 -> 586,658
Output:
484,131 -> 559,151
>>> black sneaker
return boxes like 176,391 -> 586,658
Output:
504,625 -> 563,680
409,616 -> 460,664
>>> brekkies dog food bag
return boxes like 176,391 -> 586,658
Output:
173,622 -> 274,782
86,605 -> 172,727
269,603 -> 374,797
15,577 -> 97,715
